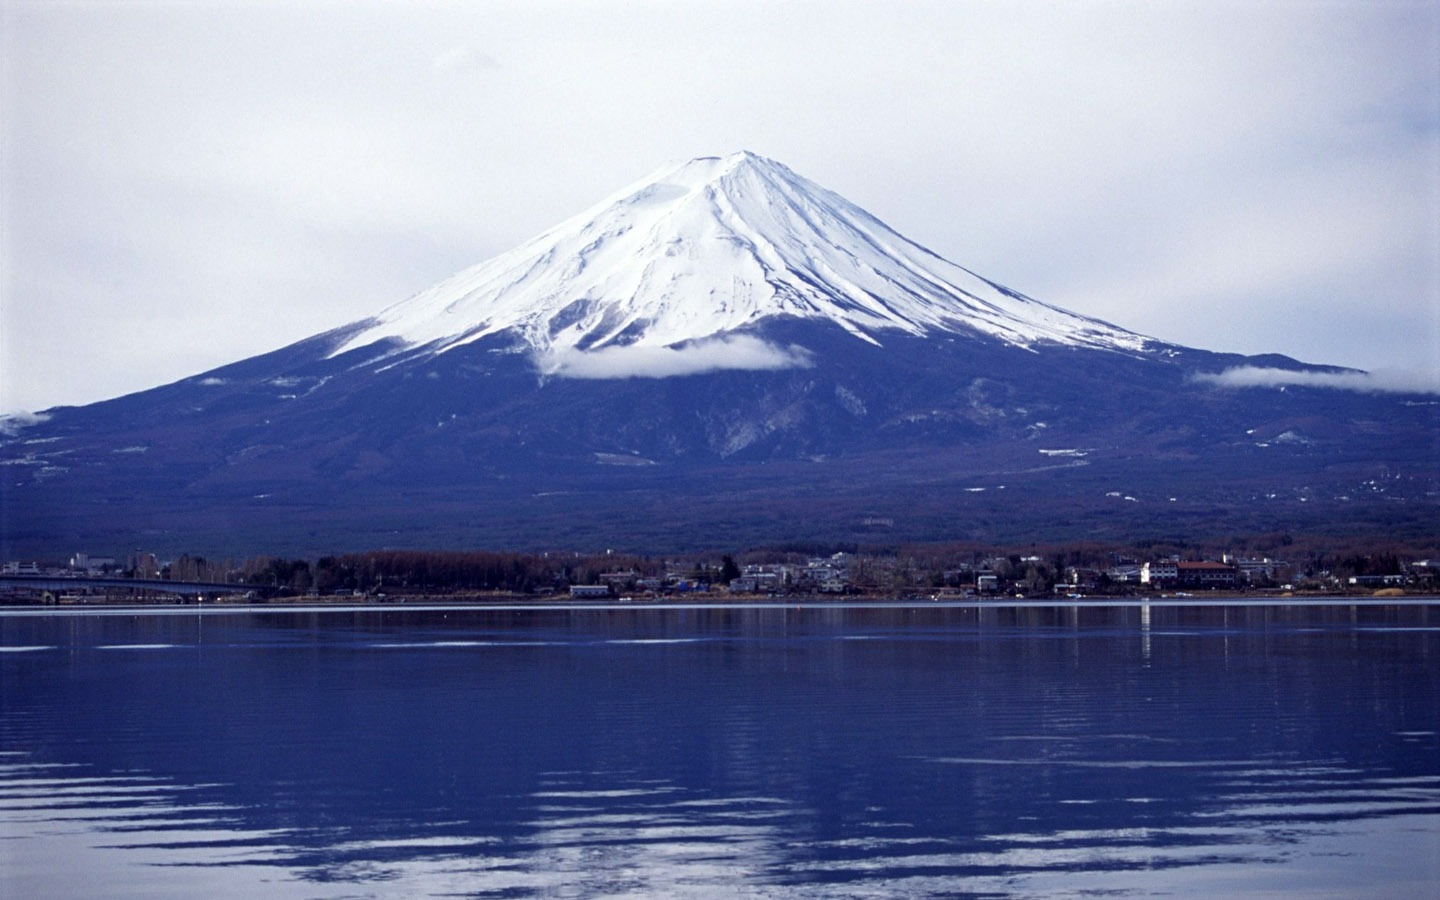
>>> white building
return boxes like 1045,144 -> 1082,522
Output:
569,584 -> 612,598
1141,561 -> 1177,585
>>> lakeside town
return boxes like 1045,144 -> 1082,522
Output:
3,542 -> 1437,605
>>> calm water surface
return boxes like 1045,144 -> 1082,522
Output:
2,601 -> 1437,898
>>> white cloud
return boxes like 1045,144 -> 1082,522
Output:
535,336 -> 812,380
0,411 -> 52,434
1194,366 -> 1440,395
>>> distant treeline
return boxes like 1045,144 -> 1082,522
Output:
141,531 -> 1438,596
234,550 -> 664,594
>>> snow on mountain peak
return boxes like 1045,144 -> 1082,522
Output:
331,151 -> 1151,374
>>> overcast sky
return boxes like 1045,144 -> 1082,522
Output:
3,1 -> 1437,412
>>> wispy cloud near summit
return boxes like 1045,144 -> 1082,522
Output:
535,336 -> 812,381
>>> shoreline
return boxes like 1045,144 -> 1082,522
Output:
3,594 -> 1438,617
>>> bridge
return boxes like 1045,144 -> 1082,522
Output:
0,575 -> 258,597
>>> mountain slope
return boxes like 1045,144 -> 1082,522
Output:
1,153 -> 1435,557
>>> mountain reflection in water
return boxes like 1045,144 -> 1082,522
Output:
3,601 -> 1437,898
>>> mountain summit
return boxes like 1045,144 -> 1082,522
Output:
2,154 -> 1434,556
332,151 -> 1150,374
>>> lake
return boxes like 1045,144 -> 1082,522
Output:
2,600 -> 1437,898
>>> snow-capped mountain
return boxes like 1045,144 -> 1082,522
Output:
2,154 -> 1434,557
333,151 -> 1150,371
